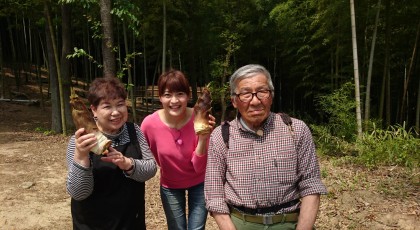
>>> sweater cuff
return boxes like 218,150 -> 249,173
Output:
72,160 -> 91,172
191,152 -> 207,173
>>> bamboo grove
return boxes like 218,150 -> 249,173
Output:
0,0 -> 419,137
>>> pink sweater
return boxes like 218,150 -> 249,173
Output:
140,111 -> 207,189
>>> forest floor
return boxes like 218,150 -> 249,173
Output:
0,76 -> 418,230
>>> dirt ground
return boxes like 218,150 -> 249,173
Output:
0,81 -> 419,229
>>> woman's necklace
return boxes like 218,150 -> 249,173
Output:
161,109 -> 191,145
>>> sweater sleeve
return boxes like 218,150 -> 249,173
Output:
125,124 -> 157,182
191,135 -> 208,173
66,135 -> 94,201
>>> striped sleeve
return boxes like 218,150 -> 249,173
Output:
66,135 -> 94,201
126,124 -> 157,182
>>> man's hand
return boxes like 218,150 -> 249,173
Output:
296,194 -> 320,230
212,213 -> 236,230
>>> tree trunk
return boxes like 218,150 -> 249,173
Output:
364,0 -> 381,126
45,1 -> 66,135
22,17 -> 31,83
220,48 -> 234,122
38,32 -> 48,74
0,32 -> 4,99
45,15 -> 61,134
99,0 -> 116,77
116,24 -> 122,71
416,78 -> 420,133
162,0 -> 167,72
83,19 -> 92,84
143,33 -> 149,113
273,45 -> 282,112
123,22 -> 137,123
28,19 -> 33,66
61,3 -> 74,130
379,0 -> 391,126
133,30 -> 137,87
350,0 -> 363,137
7,17 -> 19,92
34,29 -> 45,109
386,68 -> 391,125
399,20 -> 420,123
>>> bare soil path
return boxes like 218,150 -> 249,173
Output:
0,97 -> 418,230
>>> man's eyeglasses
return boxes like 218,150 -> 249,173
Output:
234,90 -> 271,102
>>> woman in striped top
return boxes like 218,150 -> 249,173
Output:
66,77 -> 157,230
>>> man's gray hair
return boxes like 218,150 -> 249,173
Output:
229,64 -> 275,95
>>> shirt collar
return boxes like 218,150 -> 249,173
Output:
235,112 -> 274,135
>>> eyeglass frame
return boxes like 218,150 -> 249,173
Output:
233,90 -> 272,103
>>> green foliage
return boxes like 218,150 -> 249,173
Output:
116,51 -> 142,80
312,81 -> 419,168
312,121 -> 420,168
112,1 -> 141,36
67,47 -> 141,82
207,58 -> 234,108
85,14 -> 103,39
355,123 -> 420,168
316,82 -> 357,142
67,47 -> 103,68
207,80 -> 230,106
35,127 -> 56,136
59,0 -> 96,8
311,124 -> 356,157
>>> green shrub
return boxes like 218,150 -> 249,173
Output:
35,127 -> 56,136
315,82 -> 357,142
311,124 -> 356,157
355,123 -> 420,168
312,81 -> 419,168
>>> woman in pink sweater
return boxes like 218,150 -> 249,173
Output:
140,69 -> 215,230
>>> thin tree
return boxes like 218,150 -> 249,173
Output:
364,0 -> 381,126
44,11 -> 61,133
416,78 -> 420,133
34,30 -> 45,109
399,20 -> 420,123
45,1 -> 67,135
61,3 -> 74,130
350,0 -> 363,137
162,0 -> 166,72
0,32 -> 4,99
6,17 -> 18,91
379,0 -> 391,126
122,21 -> 137,123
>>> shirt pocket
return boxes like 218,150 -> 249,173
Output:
273,149 -> 298,186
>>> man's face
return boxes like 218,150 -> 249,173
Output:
231,73 -> 273,130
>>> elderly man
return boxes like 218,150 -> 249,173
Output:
205,64 -> 327,230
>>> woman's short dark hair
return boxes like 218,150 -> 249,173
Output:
88,77 -> 127,107
157,69 -> 191,96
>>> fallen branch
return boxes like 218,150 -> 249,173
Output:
0,98 -> 40,105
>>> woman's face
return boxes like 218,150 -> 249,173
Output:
91,97 -> 128,134
159,89 -> 189,118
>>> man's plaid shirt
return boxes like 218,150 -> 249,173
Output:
204,112 -> 327,214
